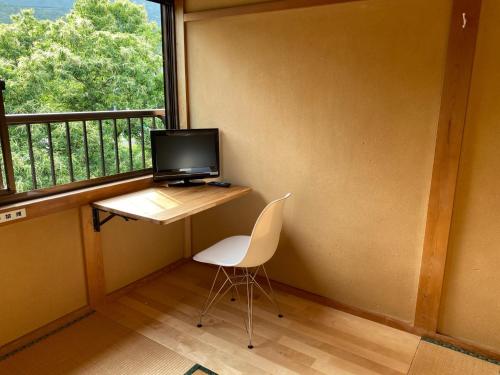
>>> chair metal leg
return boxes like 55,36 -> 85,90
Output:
262,265 -> 283,318
198,266 -> 232,327
247,265 -> 283,318
230,267 -> 236,301
197,265 -> 279,349
245,267 -> 254,349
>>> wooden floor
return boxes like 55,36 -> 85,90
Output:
1,261 -> 498,375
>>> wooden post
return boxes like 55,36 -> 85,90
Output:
175,0 -> 189,130
414,0 -> 482,333
176,0 -> 192,260
80,205 -> 106,308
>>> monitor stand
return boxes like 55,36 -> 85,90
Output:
167,179 -> 206,187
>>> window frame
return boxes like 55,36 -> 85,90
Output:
0,80 -> 16,195
0,0 -> 178,206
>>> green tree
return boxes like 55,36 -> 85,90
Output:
0,0 -> 164,192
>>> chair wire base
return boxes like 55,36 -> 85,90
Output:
197,265 -> 282,349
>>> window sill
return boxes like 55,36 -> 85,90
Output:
0,175 -> 154,227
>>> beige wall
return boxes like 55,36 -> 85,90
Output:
187,0 -> 451,323
101,218 -> 184,293
438,0 -> 500,352
0,209 -> 184,347
0,209 -> 86,346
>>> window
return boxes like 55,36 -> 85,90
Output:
0,0 -> 177,204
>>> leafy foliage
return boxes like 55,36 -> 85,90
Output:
0,0 -> 164,192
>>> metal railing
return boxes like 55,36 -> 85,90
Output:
1,109 -> 166,198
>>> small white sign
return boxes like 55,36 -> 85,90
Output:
0,208 -> 27,223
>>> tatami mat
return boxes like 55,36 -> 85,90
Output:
408,341 -> 499,375
0,313 -> 194,375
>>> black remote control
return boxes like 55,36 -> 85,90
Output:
208,181 -> 231,188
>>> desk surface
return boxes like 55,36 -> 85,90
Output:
92,184 -> 251,225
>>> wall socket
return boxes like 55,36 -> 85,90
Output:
0,208 -> 27,223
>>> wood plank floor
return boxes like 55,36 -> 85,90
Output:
100,261 -> 421,374
1,261 -> 498,374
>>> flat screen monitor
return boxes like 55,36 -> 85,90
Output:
151,129 -> 219,185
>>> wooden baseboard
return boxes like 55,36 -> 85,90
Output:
263,276 -> 418,335
264,276 -> 500,362
203,262 -> 417,334
0,305 -> 93,358
105,258 -> 190,302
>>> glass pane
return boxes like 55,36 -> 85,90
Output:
1,0 -> 164,115
0,0 -> 165,191
9,125 -> 32,192
50,122 -> 72,185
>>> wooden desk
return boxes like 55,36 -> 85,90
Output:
92,185 -> 251,226
81,184 -> 251,308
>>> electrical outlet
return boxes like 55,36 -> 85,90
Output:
0,208 -> 27,223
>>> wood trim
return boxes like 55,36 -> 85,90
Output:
414,0 -> 482,333
80,205 -> 106,308
105,258 -> 190,302
264,274 -> 500,361
0,175 -> 154,228
5,109 -> 166,126
256,275 -> 419,336
0,170 -> 153,207
0,306 -> 92,357
184,0 -> 363,22
175,0 -> 189,129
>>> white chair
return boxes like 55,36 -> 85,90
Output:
193,193 -> 291,349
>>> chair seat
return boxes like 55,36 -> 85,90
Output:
193,235 -> 251,267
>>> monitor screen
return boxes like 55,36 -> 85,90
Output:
151,129 -> 219,181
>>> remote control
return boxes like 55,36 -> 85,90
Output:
208,181 -> 231,188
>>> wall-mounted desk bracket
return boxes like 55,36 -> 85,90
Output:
92,207 -> 136,232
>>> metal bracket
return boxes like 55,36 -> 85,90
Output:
92,207 -> 136,232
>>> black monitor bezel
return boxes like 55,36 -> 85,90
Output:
151,128 -> 220,182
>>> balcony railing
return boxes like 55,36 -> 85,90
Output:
0,109 -> 166,201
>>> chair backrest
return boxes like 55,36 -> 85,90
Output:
236,193 -> 291,268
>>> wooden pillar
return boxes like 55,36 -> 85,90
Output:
80,205 -> 106,308
175,0 -> 189,130
414,0 -> 482,333
176,0 -> 193,260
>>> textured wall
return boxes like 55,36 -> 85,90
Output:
101,218 -> 184,293
0,209 -> 87,346
187,0 -> 451,323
